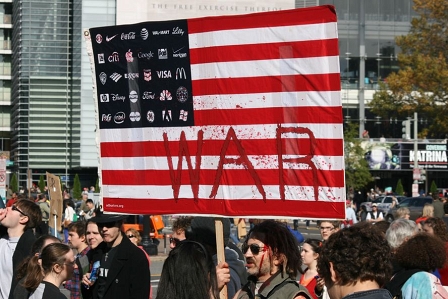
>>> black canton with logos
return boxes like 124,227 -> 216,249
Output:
90,19 -> 193,129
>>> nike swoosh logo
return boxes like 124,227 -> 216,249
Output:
173,47 -> 185,53
106,34 -> 118,42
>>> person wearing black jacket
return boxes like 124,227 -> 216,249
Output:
82,214 -> 150,299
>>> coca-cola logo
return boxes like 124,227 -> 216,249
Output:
121,32 -> 136,40
102,114 -> 112,122
114,112 -> 125,124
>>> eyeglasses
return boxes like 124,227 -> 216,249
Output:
11,205 -> 28,217
242,243 -> 269,255
320,226 -> 334,231
97,221 -> 116,228
127,235 -> 135,239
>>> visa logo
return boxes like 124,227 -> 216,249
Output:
156,70 -> 172,78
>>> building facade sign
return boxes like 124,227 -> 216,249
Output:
117,0 -> 295,23
362,141 -> 448,170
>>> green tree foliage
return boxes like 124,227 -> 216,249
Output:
395,179 -> 404,195
38,175 -> 45,192
10,173 -> 18,193
344,122 -> 373,191
430,180 -> 438,195
95,177 -> 100,192
73,174 -> 81,200
370,0 -> 448,138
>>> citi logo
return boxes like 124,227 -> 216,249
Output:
110,73 -> 122,82
157,70 -> 172,79
176,68 -> 187,80
108,52 -> 119,62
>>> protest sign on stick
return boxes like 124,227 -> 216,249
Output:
85,5 -> 345,219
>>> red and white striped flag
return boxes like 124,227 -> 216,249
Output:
86,5 -> 345,218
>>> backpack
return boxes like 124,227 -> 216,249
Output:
384,269 -> 422,299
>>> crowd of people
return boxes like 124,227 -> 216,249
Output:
2,190 -> 448,299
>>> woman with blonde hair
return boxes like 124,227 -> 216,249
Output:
26,243 -> 75,299
395,207 -> 411,220
415,203 -> 434,230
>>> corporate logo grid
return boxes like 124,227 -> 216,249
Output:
92,20 -> 193,129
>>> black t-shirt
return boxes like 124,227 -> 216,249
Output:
96,246 -> 118,299
29,281 -> 66,299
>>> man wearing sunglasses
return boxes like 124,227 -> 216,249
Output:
169,216 -> 193,249
0,199 -> 42,299
81,213 -> 150,299
235,220 -> 312,299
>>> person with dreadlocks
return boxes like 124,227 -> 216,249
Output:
235,220 -> 312,299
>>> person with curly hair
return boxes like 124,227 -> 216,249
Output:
170,216 -> 193,249
300,239 -> 322,299
316,222 -> 393,299
422,217 -> 448,285
385,233 -> 448,298
235,220 -> 312,299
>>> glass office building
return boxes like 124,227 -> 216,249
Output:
11,0 -> 82,186
315,0 -> 417,138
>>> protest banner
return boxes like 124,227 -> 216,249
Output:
85,5 -> 345,219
